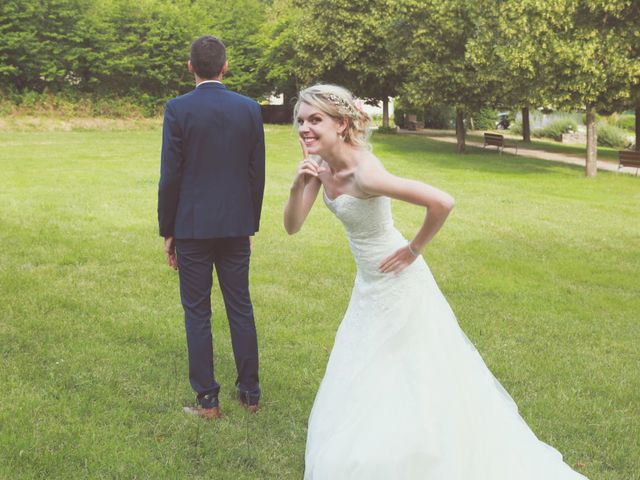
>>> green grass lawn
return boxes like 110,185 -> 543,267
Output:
1,125 -> 639,479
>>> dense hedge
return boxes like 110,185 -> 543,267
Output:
0,0 -> 268,110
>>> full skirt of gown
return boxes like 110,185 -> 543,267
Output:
304,192 -> 588,480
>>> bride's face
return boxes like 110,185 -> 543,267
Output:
297,102 -> 345,155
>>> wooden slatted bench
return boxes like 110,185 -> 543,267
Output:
618,150 -> 640,175
483,133 -> 518,154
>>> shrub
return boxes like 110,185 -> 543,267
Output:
423,104 -> 455,129
375,126 -> 397,134
473,108 -> 499,130
0,90 -> 155,118
616,115 -> 635,132
532,118 -> 578,141
510,120 -> 523,135
597,122 -> 632,148
394,108 -> 406,128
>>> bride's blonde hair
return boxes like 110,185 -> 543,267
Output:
294,84 -> 372,148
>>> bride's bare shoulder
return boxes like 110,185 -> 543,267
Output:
354,152 -> 389,191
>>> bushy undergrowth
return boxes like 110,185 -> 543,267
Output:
597,122 -> 632,148
533,118 -> 578,141
370,113 -> 396,129
0,91 -> 164,118
375,126 -> 397,134
510,120 -> 523,135
473,108 -> 499,130
616,115 -> 635,132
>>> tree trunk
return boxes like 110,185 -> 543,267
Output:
382,97 -> 389,129
283,90 -> 293,107
636,99 -> 640,152
522,106 -> 531,143
455,107 -> 465,153
585,105 -> 597,177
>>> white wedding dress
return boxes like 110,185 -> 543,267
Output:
304,192 -> 588,480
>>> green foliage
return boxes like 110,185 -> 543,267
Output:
293,0 -> 401,104
510,120 -> 523,135
394,0 -> 486,112
200,0 -> 270,100
393,108 -> 406,128
423,104 -> 455,129
0,90 -> 155,117
532,118 -> 578,141
473,107 -> 499,130
467,0 -> 558,111
616,115 -> 635,132
257,0 -> 302,101
544,1 -> 639,112
86,0 -> 198,102
0,0 -> 270,105
596,122 -> 632,148
0,0 -> 96,92
369,113 -> 395,129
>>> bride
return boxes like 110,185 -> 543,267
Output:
284,84 -> 588,480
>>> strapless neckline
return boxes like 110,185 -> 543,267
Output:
323,190 -> 379,203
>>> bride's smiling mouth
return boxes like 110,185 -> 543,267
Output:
301,135 -> 318,146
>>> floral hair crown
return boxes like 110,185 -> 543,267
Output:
325,93 -> 361,117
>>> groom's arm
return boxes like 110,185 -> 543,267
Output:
158,101 -> 183,238
249,103 -> 265,233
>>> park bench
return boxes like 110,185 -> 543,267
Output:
483,133 -> 518,154
618,150 -> 640,175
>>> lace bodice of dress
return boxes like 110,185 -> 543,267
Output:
323,191 -> 415,281
323,192 -> 394,238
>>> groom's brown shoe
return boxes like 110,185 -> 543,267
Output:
238,390 -> 259,413
183,405 -> 221,419
184,393 -> 221,419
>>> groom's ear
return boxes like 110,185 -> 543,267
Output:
220,61 -> 228,76
187,60 -> 195,74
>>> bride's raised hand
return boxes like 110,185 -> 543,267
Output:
379,244 -> 419,274
292,138 -> 326,190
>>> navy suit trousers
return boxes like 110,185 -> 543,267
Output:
175,237 -> 259,401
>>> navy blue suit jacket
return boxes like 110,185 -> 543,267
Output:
158,82 -> 265,239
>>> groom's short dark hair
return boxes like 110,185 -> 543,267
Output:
190,35 -> 226,79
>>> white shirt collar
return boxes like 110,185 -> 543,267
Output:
197,80 -> 222,87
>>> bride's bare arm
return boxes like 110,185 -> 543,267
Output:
358,158 -> 454,272
284,148 -> 326,234
284,172 -> 322,234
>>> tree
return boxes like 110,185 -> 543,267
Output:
293,0 -> 403,128
257,0 -> 303,106
197,0 -> 271,100
0,0 -> 95,93
393,0 -> 488,152
87,0 -> 199,102
547,0 -> 639,176
467,0 -> 563,143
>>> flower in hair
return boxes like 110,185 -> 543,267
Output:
326,93 -> 356,116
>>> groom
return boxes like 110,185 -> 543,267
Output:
158,35 -> 265,419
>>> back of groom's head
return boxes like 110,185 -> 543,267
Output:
190,36 -> 226,79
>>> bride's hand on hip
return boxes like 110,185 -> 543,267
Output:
379,245 -> 419,274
